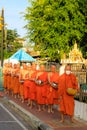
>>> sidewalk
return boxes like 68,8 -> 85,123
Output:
1,94 -> 87,130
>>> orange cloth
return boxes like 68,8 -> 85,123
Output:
7,74 -> 11,90
36,72 -> 48,104
29,71 -> 37,101
23,70 -> 30,99
19,69 -> 29,98
13,69 -> 20,94
46,72 -> 59,104
3,75 -> 7,89
23,79 -> 30,99
10,75 -> 13,91
19,83 -> 24,97
19,69 -> 24,97
58,73 -> 79,116
13,76 -> 19,94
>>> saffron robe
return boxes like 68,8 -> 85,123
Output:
19,69 -> 29,98
58,73 -> 79,116
46,72 -> 59,104
36,71 -> 48,104
28,71 -> 37,101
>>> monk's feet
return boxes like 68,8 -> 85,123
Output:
59,119 -> 64,123
37,108 -> 41,112
51,110 -> 54,113
42,107 -> 46,111
48,109 -> 54,113
70,119 -> 76,123
27,103 -> 30,106
48,109 -> 50,113
19,98 -> 21,101
17,95 -> 20,99
14,95 -> 17,99
22,100 -> 24,103
29,105 -> 33,109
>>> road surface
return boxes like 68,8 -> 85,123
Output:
0,102 -> 33,130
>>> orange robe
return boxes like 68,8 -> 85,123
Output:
6,75 -> 9,90
19,69 -> 24,97
23,79 -> 30,99
46,72 -> 59,105
29,71 -> 37,101
36,72 -> 48,105
13,70 -> 20,95
17,76 -> 20,95
10,68 -> 14,93
19,69 -> 29,98
3,75 -> 7,89
58,73 -> 79,116
19,83 -> 24,97
11,68 -> 17,93
7,69 -> 11,91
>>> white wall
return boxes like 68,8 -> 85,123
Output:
74,100 -> 87,121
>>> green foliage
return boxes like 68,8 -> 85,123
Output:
0,29 -> 23,59
7,29 -> 19,42
24,0 -> 87,61
78,0 -> 87,58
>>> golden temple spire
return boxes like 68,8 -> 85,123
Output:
74,41 -> 77,50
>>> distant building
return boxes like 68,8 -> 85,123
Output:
14,37 -> 26,46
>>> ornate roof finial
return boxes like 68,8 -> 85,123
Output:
74,40 -> 77,50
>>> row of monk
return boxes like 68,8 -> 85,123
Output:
2,62 -> 79,123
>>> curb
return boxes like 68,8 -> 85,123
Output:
7,99 -> 54,130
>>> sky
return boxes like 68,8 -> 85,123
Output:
0,0 -> 29,37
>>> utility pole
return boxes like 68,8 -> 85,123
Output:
1,8 -> 4,67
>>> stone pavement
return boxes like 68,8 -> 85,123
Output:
1,94 -> 87,130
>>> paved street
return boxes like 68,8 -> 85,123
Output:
0,101 -> 33,130
1,94 -> 87,130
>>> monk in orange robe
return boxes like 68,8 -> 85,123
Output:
10,63 -> 16,96
35,64 -> 48,111
6,63 -> 13,94
12,63 -> 20,98
23,63 -> 31,101
58,64 -> 79,123
15,63 -> 20,98
47,64 -> 59,113
19,63 -> 29,103
27,62 -> 38,108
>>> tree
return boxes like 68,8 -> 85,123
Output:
78,0 -> 87,58
0,29 -> 23,59
24,0 -> 87,61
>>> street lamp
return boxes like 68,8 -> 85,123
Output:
0,8 -> 4,67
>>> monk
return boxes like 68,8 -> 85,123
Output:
47,64 -> 59,113
12,63 -> 20,98
16,63 -> 21,98
23,63 -> 31,102
19,63 -> 30,103
36,64 -> 48,111
27,62 -> 38,108
10,63 -> 17,96
58,64 -> 79,123
6,62 -> 13,95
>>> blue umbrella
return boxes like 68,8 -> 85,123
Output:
9,49 -> 36,62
